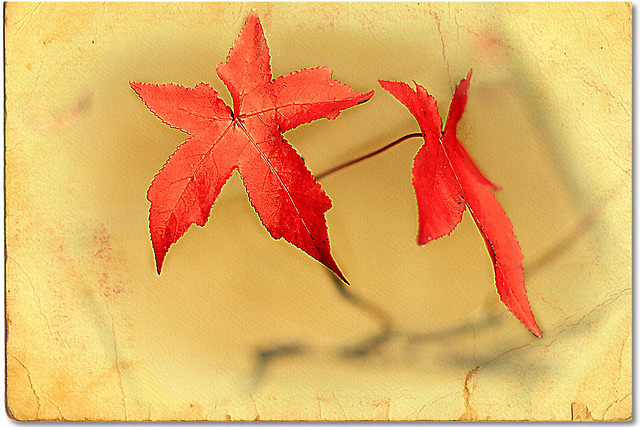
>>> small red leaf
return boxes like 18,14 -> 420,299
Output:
132,10 -> 373,282
380,71 -> 541,337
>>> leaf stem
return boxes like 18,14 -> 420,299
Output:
316,132 -> 423,180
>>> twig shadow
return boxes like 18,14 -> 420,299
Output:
247,203 -> 601,391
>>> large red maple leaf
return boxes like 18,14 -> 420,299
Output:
380,71 -> 541,337
131,11 -> 373,282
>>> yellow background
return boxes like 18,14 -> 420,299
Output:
5,2 -> 631,421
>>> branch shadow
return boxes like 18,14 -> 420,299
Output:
248,203 -> 601,391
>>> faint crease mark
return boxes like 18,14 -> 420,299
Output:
22,61 -> 44,116
453,15 -> 460,43
604,149 -> 632,177
573,116 -> 630,177
612,331 -> 631,388
455,286 -> 631,420
105,301 -> 127,420
9,353 -> 66,420
316,393 -> 323,420
170,3 -> 188,23
6,2 -> 41,37
414,391 -> 457,420
405,312 -> 502,345
552,287 -> 630,333
602,393 -> 631,420
7,255 -> 53,338
535,293 -> 565,314
598,127 -> 631,175
428,7 -> 453,91
332,391 -> 347,420
40,393 -> 65,421
524,203 -> 600,275
6,138 -> 26,152
9,354 -> 42,418
249,393 -> 260,421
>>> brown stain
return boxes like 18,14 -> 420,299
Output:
259,7 -> 273,30
45,370 -> 76,409
103,281 -> 126,298
93,224 -> 112,255
98,272 -> 125,297
91,224 -> 129,297
571,402 -> 594,421
306,4 -> 340,32
468,28 -> 514,66
28,359 -> 140,420
6,355 -> 41,421
49,224 -> 130,298
6,404 -> 19,421
33,94 -> 92,133
187,402 -> 204,419
427,7 -> 452,90
373,397 -> 391,421
80,360 -> 136,394
7,223 -> 135,419
458,367 -> 479,421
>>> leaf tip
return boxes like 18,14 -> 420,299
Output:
530,323 -> 543,338
358,90 -> 375,104
322,255 -> 349,285
337,272 -> 350,286
155,257 -> 164,275
152,244 -> 166,275
129,81 -> 147,99
246,8 -> 262,28
416,234 -> 429,246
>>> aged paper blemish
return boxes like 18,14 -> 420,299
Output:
5,3 -> 631,421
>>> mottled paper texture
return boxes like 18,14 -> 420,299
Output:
5,2 -> 631,421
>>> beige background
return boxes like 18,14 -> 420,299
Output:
5,2 -> 631,421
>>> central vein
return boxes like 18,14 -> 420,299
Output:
236,120 -> 320,252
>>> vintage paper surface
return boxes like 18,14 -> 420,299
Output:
5,2 -> 631,421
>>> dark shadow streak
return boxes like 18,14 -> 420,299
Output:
248,203 -> 600,391
524,205 -> 599,276
405,313 -> 503,345
330,275 -> 395,358
249,344 -> 305,391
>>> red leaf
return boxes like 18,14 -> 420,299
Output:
380,71 -> 541,337
131,11 -> 373,282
